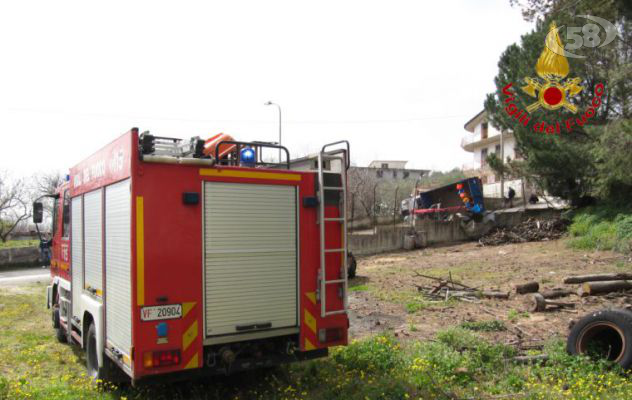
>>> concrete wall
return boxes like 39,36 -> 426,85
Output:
495,208 -> 562,227
414,219 -> 470,245
349,208 -> 563,256
0,246 -> 40,268
349,227 -> 410,256
349,220 -> 470,256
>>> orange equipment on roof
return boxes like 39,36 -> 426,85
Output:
203,133 -> 236,159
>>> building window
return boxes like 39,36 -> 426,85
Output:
392,170 -> 397,178
481,122 -> 488,139
495,144 -> 501,154
481,148 -> 488,166
312,160 -> 330,170
376,170 -> 383,178
403,171 -> 409,179
381,163 -> 389,169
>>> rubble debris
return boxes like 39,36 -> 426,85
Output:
413,271 -> 475,290
563,273 -> 632,284
478,217 -> 568,246
515,281 -> 539,294
412,271 -> 508,302
529,293 -> 575,312
578,280 -> 632,297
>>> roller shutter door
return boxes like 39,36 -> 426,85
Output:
84,189 -> 103,295
71,196 -> 83,319
105,179 -> 132,354
204,182 -> 298,337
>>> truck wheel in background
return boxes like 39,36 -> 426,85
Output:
86,323 -> 112,381
567,309 -> 632,369
347,253 -> 357,279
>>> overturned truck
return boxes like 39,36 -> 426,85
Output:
401,177 -> 485,219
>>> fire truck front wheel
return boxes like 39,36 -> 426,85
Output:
52,308 -> 67,343
52,291 -> 67,343
86,323 -> 111,381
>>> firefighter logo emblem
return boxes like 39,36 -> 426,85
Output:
522,23 -> 583,113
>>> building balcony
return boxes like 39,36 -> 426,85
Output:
461,133 -> 502,152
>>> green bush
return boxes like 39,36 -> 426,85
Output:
567,206 -> 632,253
332,334 -> 402,373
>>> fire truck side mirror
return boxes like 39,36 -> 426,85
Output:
33,202 -> 43,224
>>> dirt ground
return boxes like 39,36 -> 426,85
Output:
348,239 -> 632,345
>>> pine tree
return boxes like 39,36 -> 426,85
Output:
485,0 -> 631,205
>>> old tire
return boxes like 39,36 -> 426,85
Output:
347,253 -> 357,279
52,307 -> 67,343
86,323 -> 112,381
567,309 -> 632,369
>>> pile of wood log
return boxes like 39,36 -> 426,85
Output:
512,281 -> 577,312
564,273 -> 632,297
512,273 -> 632,313
478,217 -> 569,246
410,271 -> 632,311
412,271 -> 509,303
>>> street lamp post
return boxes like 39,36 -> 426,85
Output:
264,101 -> 282,163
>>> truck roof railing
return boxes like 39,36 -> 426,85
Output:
213,140 -> 291,170
139,132 -> 206,158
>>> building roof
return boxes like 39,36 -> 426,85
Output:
368,160 -> 408,168
463,110 -> 486,133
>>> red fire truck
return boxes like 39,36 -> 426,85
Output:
34,128 -> 351,383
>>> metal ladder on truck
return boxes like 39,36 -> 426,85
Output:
316,141 -> 350,318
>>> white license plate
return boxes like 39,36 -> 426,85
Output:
140,304 -> 182,321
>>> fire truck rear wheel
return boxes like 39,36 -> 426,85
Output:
86,323 -> 111,381
347,253 -> 357,279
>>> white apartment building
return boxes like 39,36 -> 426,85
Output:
461,110 -> 523,198
354,160 -> 429,181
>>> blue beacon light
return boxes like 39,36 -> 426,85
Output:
240,147 -> 256,167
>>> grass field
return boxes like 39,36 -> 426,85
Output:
2,283 -> 632,399
0,240 -> 38,250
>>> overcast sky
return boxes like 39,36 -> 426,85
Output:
0,0 -> 533,177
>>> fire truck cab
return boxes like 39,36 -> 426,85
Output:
37,128 -> 351,383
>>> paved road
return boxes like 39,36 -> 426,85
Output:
0,267 -> 50,286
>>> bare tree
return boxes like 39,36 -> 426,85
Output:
33,171 -> 64,197
0,172 -> 31,242
347,168 -> 378,219
30,171 -> 64,229
348,168 -> 418,227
